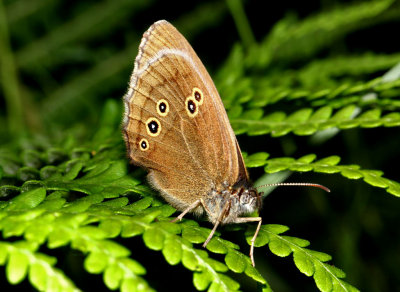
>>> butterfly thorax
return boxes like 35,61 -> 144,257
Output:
204,185 -> 262,225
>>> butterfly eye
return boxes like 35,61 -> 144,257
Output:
146,117 -> 162,137
185,97 -> 198,118
139,138 -> 149,151
156,99 -> 169,117
192,88 -> 204,105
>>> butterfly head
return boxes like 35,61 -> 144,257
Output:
204,185 -> 262,225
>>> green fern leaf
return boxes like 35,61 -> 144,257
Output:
84,251 -> 108,274
5,188 -> 46,211
293,250 -> 315,276
251,225 -> 359,292
7,248 -> 29,284
0,241 -> 78,291
245,153 -> 400,197
225,251 -> 246,273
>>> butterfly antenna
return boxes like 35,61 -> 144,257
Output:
256,182 -> 330,193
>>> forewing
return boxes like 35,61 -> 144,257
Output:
122,20 -> 247,209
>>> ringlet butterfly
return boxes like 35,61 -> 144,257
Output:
122,20 -> 329,266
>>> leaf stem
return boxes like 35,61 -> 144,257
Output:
0,0 -> 25,135
226,0 -> 255,50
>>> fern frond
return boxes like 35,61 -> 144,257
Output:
142,221 -> 243,291
248,77 -> 400,108
231,103 -> 400,136
249,224 -> 359,292
94,203 -> 267,290
245,153 -> 400,197
0,241 -> 78,291
0,194 -> 156,290
180,222 -> 267,285
251,54 -> 400,93
0,183 -> 268,292
250,0 -> 397,66
296,53 -> 400,88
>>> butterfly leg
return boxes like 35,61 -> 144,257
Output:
234,217 -> 262,267
170,199 -> 202,223
202,200 -> 231,248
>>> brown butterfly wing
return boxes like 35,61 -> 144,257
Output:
123,20 -> 248,211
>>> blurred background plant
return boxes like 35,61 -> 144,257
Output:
1,0 -> 400,291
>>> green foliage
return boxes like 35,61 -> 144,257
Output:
1,0 -> 400,291
0,99 -> 367,291
249,224 -> 359,292
0,109 -> 267,290
245,153 -> 400,197
0,241 -> 78,291
230,102 -> 400,136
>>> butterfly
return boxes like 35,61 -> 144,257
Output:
122,20 -> 328,266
